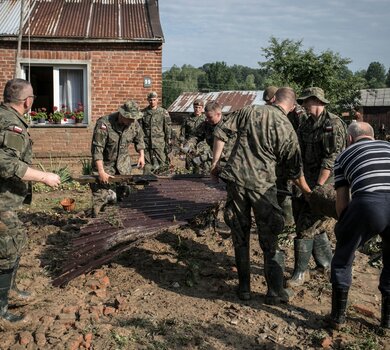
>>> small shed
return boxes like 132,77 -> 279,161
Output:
168,91 -> 265,125
360,88 -> 390,132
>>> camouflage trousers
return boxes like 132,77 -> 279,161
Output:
144,147 -> 169,174
276,177 -> 294,227
0,211 -> 27,270
224,182 -> 285,254
293,195 -> 333,239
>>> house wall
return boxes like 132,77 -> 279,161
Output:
0,42 -> 162,173
363,107 -> 390,135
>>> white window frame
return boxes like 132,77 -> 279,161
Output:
20,59 -> 91,125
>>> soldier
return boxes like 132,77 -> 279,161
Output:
184,101 -> 236,173
141,92 -> 172,174
263,86 -> 278,105
288,87 -> 347,287
90,100 -> 145,217
183,101 -> 236,235
179,99 -> 206,172
211,87 -> 312,304
0,79 -> 61,323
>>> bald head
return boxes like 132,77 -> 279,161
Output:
347,122 -> 374,143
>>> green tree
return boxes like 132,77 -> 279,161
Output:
365,61 -> 386,88
259,37 -> 365,113
162,64 -> 205,108
198,61 -> 238,91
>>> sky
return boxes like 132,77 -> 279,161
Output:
159,0 -> 390,73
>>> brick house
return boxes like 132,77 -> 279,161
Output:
0,0 -> 164,172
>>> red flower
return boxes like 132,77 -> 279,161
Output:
30,111 -> 37,116
71,115 -> 75,120
63,118 -> 67,122
41,107 -> 47,112
53,106 -> 58,111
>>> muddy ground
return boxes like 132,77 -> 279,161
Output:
0,184 -> 389,350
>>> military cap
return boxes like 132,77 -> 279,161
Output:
118,100 -> 143,120
297,87 -> 329,105
193,99 -> 204,106
263,86 -> 278,102
147,91 -> 158,99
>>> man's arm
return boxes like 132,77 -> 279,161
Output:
335,186 -> 350,217
317,168 -> 332,186
22,167 -> 60,188
210,137 -> 225,178
137,149 -> 145,169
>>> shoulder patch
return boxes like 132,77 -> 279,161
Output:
100,123 -> 107,131
7,125 -> 23,134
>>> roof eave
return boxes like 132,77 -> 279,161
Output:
0,36 -> 164,44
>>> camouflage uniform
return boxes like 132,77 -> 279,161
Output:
276,109 -> 308,225
215,104 -> 302,303
0,104 -> 32,270
141,106 -> 172,173
186,114 -> 236,173
180,113 -> 206,172
296,110 -> 347,238
91,113 -> 145,210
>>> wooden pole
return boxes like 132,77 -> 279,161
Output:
14,0 -> 25,78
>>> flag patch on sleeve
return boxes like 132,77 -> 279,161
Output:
8,125 -> 23,134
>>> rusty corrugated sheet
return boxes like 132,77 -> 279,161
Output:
168,91 -> 265,114
0,0 -> 161,41
52,176 -> 226,286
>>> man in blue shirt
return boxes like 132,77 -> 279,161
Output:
330,121 -> 390,330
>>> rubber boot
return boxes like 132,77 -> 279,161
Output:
313,232 -> 333,271
0,269 -> 25,323
264,250 -> 294,305
329,285 -> 349,330
234,247 -> 251,300
287,238 -> 314,287
381,294 -> 390,329
10,259 -> 31,301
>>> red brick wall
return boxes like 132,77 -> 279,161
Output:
0,42 -> 162,173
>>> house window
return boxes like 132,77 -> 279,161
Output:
21,64 -> 88,126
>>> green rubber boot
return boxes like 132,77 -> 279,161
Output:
287,238 -> 313,287
0,269 -> 25,323
10,259 -> 31,300
313,232 -> 333,270
264,250 -> 294,305
234,247 -> 251,301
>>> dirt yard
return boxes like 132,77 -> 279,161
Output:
0,185 -> 389,350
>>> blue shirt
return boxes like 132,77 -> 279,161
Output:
334,139 -> 390,196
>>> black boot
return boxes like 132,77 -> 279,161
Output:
264,250 -> 294,305
287,239 -> 313,287
234,247 -> 251,300
0,269 -> 25,323
313,233 -> 333,270
10,259 -> 31,300
381,294 -> 390,329
329,285 -> 349,330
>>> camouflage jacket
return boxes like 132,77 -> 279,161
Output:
91,113 -> 145,175
298,109 -> 347,186
141,106 -> 172,149
214,105 -> 303,193
186,114 -> 236,166
179,113 -> 206,143
0,104 -> 32,210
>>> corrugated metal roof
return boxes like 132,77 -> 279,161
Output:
168,91 -> 265,114
52,176 -> 226,286
0,0 -> 163,41
360,88 -> 390,107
